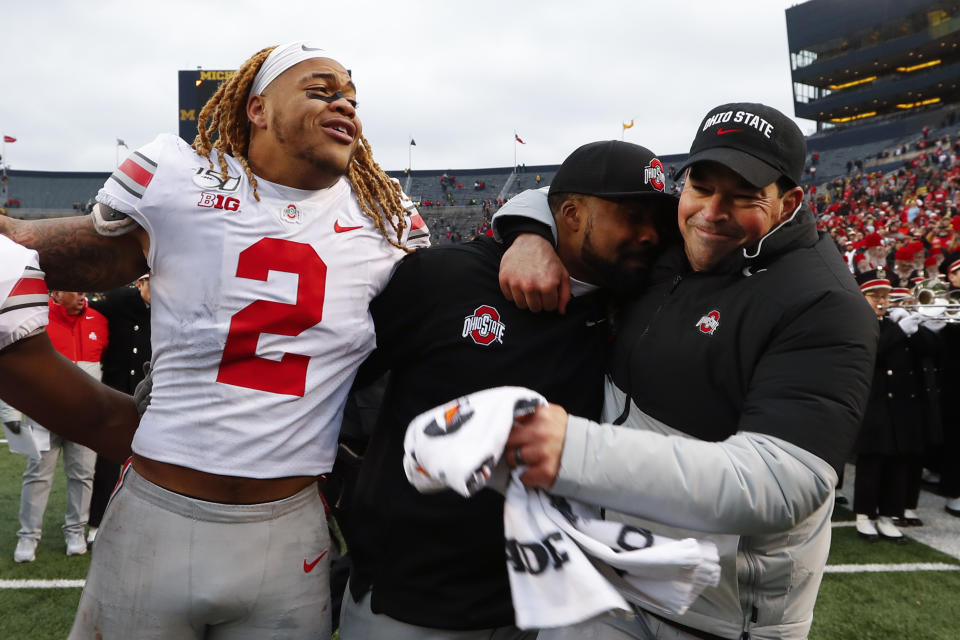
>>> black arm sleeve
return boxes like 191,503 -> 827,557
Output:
497,218 -> 553,247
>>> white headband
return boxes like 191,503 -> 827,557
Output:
249,41 -> 343,97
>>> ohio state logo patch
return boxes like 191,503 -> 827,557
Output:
462,305 -> 506,346
644,158 -> 665,192
280,203 -> 302,224
696,310 -> 720,335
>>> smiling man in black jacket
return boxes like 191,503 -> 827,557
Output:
494,103 -> 878,640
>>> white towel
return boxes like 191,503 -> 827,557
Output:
403,386 -> 721,629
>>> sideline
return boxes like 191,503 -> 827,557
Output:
825,563 -> 960,573
0,579 -> 86,589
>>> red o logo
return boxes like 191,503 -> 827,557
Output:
462,305 -> 506,346
645,158 -> 665,192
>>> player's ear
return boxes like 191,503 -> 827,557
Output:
247,94 -> 268,130
558,196 -> 583,233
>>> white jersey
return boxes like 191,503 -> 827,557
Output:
98,134 -> 429,478
0,235 -> 48,351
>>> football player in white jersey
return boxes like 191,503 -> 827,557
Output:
0,42 -> 427,639
0,235 -> 138,462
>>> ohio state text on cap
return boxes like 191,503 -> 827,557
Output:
674,102 -> 806,188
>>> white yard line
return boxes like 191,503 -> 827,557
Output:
825,563 -> 960,573
2,563 -> 957,590
0,579 -> 86,589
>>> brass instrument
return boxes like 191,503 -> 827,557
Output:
901,276 -> 960,323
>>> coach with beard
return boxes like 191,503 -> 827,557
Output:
341,140 -> 677,640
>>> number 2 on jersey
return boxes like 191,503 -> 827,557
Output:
216,238 -> 326,396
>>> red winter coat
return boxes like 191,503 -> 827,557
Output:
46,298 -> 108,364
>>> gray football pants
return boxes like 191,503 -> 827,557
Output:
340,581 -> 537,640
539,609 -> 714,640
69,466 -> 332,640
17,422 -> 96,541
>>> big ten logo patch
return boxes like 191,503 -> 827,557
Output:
197,192 -> 240,212
462,305 -> 506,346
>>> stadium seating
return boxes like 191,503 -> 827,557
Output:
4,109 -> 956,248
2,170 -> 107,218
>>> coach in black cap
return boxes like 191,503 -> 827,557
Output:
340,141 -> 676,640
493,102 -> 878,640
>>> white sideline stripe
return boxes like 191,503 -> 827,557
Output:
0,579 -> 85,589
0,565 -> 956,590
832,521 -> 856,527
825,563 -> 960,573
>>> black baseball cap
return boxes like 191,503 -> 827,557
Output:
549,140 -> 677,202
855,268 -> 892,292
674,102 -> 806,188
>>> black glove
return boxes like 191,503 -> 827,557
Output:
4,420 -> 21,435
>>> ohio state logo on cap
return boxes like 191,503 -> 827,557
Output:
696,310 -> 720,335
644,158 -> 665,192
462,305 -> 506,345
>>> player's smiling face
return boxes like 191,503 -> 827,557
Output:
253,57 -> 361,188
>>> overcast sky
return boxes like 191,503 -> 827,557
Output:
0,0 -> 811,173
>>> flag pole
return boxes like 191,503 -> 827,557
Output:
513,131 -> 517,172
0,143 -> 6,206
1,138 -> 8,206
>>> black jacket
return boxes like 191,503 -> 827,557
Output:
858,319 -> 941,456
610,204 -> 878,475
347,236 -> 609,630
89,286 -> 151,394
940,292 -> 960,425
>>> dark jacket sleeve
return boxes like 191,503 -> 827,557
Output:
355,252 -> 426,387
738,289 -> 878,474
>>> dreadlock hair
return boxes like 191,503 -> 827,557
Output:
193,46 -> 411,252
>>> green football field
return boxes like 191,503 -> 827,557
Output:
1,446 -> 958,639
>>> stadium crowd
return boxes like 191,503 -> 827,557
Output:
799,127 -> 960,540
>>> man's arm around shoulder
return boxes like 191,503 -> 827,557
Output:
0,332 -> 138,462
492,188 -> 570,313
0,215 -> 148,291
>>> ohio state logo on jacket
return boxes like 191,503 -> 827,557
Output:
462,305 -> 506,345
696,310 -> 720,335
